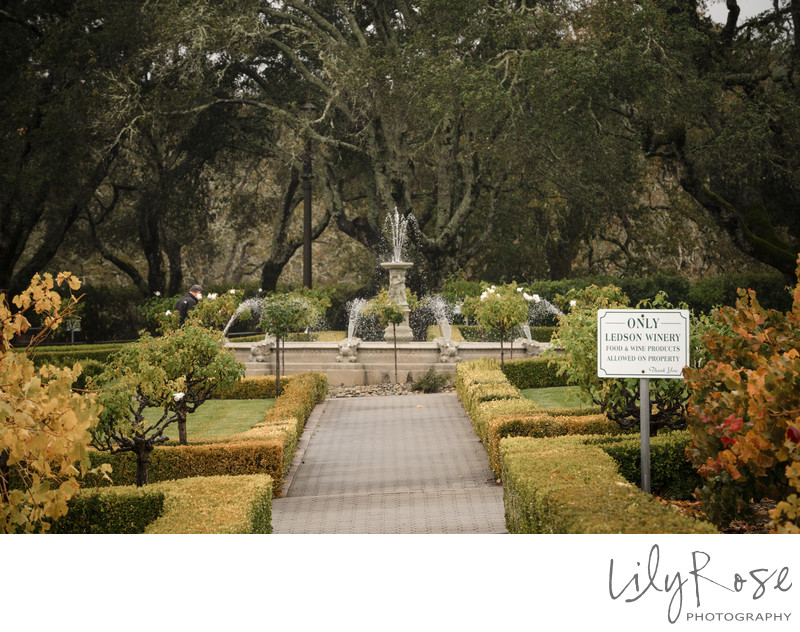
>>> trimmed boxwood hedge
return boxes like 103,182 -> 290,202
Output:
21,346 -> 121,367
457,359 -> 606,455
88,440 -> 285,493
503,357 -> 569,389
500,435 -> 716,534
585,431 -> 701,500
485,412 -> 629,476
213,375 -> 295,399
51,474 -> 273,533
49,488 -> 165,533
144,475 -> 273,534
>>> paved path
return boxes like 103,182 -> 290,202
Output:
271,393 -> 507,534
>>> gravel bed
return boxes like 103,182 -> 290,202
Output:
327,383 -> 455,398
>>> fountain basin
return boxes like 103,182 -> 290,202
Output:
226,340 -> 555,386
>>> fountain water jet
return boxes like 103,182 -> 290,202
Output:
223,297 -> 265,337
385,207 -> 412,263
337,298 -> 367,362
345,298 -> 368,340
423,294 -> 460,362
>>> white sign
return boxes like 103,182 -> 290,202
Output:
597,309 -> 690,379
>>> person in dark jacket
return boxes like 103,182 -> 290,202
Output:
175,284 -> 202,325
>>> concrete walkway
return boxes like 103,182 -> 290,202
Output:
271,392 -> 507,534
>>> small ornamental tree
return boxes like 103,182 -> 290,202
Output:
366,289 -> 417,382
683,263 -> 800,533
260,292 -> 327,396
1,273 -> 108,532
551,285 -> 697,435
91,326 -> 243,484
463,283 -> 528,371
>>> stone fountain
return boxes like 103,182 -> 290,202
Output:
381,208 -> 414,343
223,211 -> 561,385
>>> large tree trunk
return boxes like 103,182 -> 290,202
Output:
258,166 -> 331,292
4,147 -> 119,295
164,236 -> 184,297
260,261 -> 285,294
137,202 -> 167,295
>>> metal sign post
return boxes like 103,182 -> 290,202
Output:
640,377 -> 650,494
597,309 -> 690,495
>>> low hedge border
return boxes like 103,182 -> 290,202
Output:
88,440 -> 284,493
144,474 -> 273,534
500,435 -> 716,534
21,347 -> 121,367
485,412 -> 629,476
470,399 -> 540,445
547,406 -> 603,416
585,431 -> 701,500
455,359 -> 539,443
503,357 -> 569,389
49,488 -> 165,533
56,474 -> 274,533
213,375 -> 295,399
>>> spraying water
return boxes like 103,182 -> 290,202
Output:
223,297 -> 265,336
384,207 -> 412,262
528,297 -> 563,327
522,323 -> 532,343
345,298 -> 368,340
423,294 -> 454,343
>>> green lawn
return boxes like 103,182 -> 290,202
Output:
144,399 -> 275,443
521,386 -> 592,410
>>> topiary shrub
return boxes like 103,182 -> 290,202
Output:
461,283 -> 529,370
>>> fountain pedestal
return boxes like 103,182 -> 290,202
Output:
380,261 -> 414,343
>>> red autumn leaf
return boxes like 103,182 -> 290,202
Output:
724,414 -> 744,433
721,435 -> 737,448
787,426 -> 800,444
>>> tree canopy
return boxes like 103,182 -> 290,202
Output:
3,1 -> 798,290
